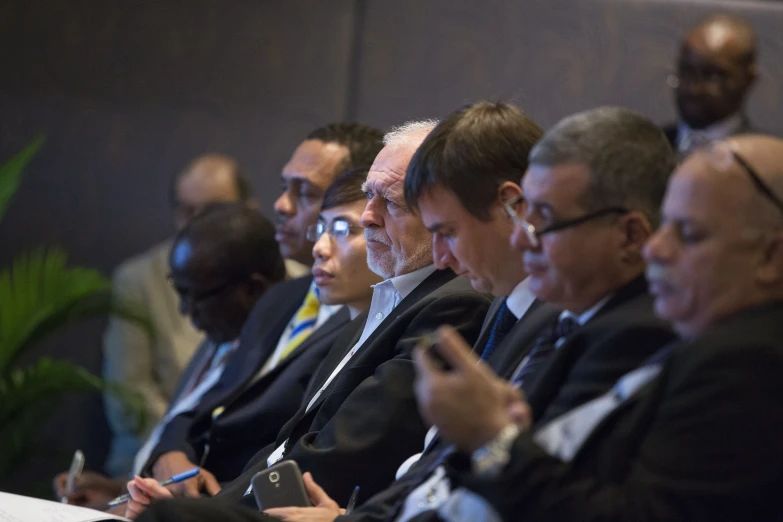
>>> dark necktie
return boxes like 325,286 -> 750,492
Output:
510,315 -> 579,392
479,300 -> 517,361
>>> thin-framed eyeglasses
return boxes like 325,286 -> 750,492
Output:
503,195 -> 629,248
702,141 -> 783,216
306,218 -> 364,242
167,275 -> 246,307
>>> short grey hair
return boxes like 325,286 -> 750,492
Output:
529,106 -> 675,228
383,120 -> 439,151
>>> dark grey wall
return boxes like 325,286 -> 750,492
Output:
1,0 -> 781,494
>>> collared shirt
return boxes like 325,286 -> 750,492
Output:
305,264 -> 436,413
677,113 -> 745,155
263,265 -> 437,470
132,339 -> 238,475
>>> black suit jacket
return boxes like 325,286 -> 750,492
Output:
344,276 -> 674,522
456,301 -> 783,522
216,268 -> 492,506
144,276 -> 351,482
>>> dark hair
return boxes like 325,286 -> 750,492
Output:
321,166 -> 370,211
404,101 -> 544,220
168,155 -> 252,207
307,122 -> 384,174
529,106 -> 676,229
173,202 -> 286,283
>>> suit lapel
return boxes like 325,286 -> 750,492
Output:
211,278 -> 312,404
300,269 -> 458,416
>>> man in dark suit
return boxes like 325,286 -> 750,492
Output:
411,134 -> 783,521
662,14 -> 758,157
135,122 -> 385,495
140,167 -> 385,486
55,203 -> 287,507
127,120 -> 492,519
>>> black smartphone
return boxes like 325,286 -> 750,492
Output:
251,461 -> 312,510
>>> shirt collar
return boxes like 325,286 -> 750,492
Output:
677,113 -> 745,152
505,278 -> 537,320
372,264 -> 437,300
560,293 -> 613,326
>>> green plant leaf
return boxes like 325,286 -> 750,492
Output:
0,135 -> 44,223
0,248 -> 153,375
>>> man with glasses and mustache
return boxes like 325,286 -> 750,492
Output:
409,135 -> 783,521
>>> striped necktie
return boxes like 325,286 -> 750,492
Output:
511,315 -> 579,391
280,286 -> 321,360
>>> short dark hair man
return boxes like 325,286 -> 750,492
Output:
663,14 -> 759,157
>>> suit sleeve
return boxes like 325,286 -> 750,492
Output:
103,264 -> 167,476
287,293 -> 492,505
453,343 -> 783,522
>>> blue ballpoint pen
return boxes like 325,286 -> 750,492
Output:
106,468 -> 200,508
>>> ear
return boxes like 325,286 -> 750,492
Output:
497,181 -> 522,203
755,232 -> 783,284
619,211 -> 653,259
745,62 -> 759,90
244,199 -> 260,210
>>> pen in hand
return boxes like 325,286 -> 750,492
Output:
61,449 -> 85,503
106,468 -> 200,508
344,485 -> 360,515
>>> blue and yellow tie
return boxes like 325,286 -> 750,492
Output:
280,287 -> 321,360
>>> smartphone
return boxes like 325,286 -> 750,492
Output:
416,332 -> 452,371
251,460 -> 311,510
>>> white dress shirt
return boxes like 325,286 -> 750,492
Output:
264,265 -> 437,469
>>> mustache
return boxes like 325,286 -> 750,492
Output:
364,229 -> 391,245
645,263 -> 679,284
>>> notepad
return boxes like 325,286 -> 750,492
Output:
0,492 -> 131,522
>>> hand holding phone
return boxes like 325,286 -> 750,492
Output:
252,461 -> 311,510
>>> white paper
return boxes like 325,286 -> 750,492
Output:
0,492 -> 130,522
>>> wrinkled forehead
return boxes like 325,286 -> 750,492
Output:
364,148 -> 409,203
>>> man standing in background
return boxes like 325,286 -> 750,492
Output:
663,14 -> 759,157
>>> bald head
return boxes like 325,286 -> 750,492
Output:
172,154 -> 252,230
675,14 -> 758,129
643,133 -> 783,337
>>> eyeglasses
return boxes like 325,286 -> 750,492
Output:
167,275 -> 245,307
704,141 -> 783,216
306,218 -> 364,242
503,195 -> 629,248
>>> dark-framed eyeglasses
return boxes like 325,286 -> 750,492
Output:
503,195 -> 629,248
306,218 -> 364,242
167,275 -> 246,307
704,141 -> 783,216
